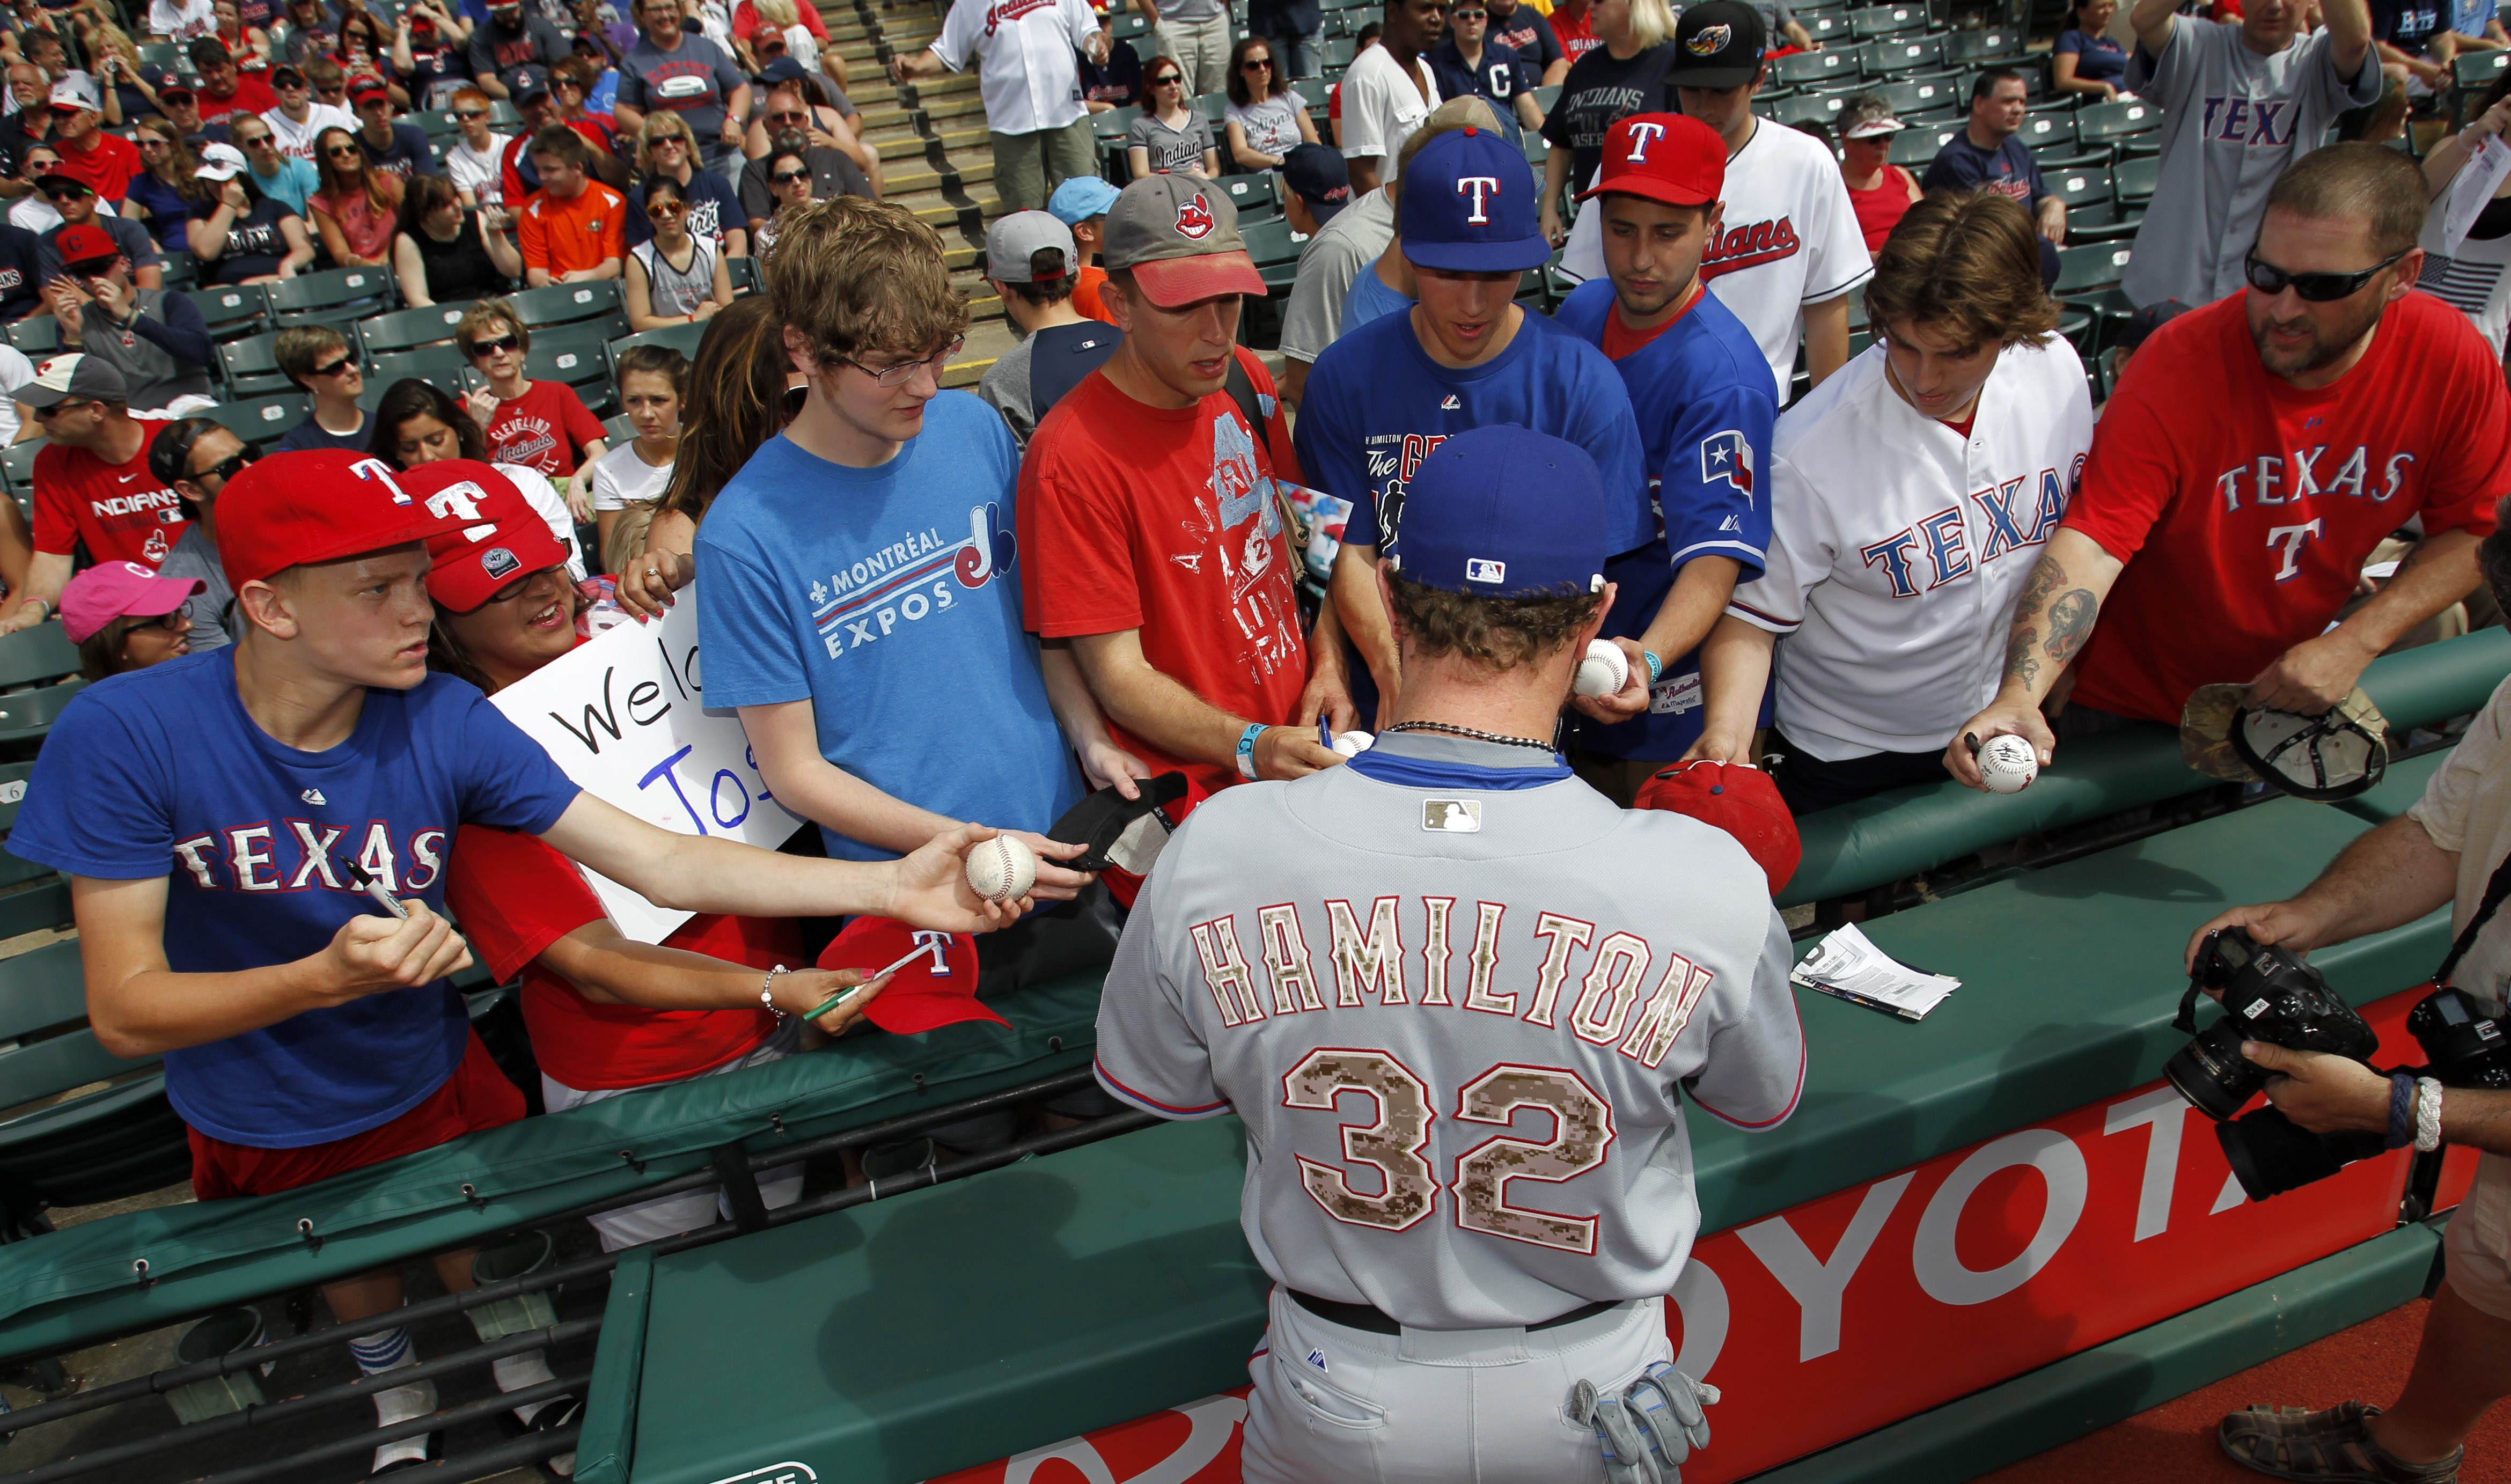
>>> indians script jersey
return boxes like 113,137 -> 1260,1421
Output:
1561,115 -> 1871,402
1728,337 -> 2094,761
1093,731 -> 1804,1329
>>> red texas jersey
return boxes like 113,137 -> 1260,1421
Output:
2064,290 -> 2509,724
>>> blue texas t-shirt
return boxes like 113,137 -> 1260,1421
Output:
10,650 -> 581,1148
695,391 -> 1083,862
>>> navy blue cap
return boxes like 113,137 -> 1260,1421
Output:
1399,126 -> 1548,273
1386,426 -> 1607,598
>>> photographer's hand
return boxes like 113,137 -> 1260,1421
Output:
2184,899 -> 2330,974
2245,1042 -> 2389,1135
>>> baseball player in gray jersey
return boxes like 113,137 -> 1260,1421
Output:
1093,425 -> 1805,1483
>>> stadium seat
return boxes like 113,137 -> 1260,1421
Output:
158,254 -> 198,291
1851,2 -> 1926,35
200,393 -> 314,451
2114,151 -> 2161,204
1771,92 -> 1847,127
2013,112 -> 2070,151
1889,124 -> 1961,166
6,317 -> 56,358
1318,35 -> 1362,70
1221,172 -> 1284,222
725,255 -> 761,296
0,675 -> 84,750
185,283 -> 270,342
1877,76 -> 1962,115
610,321 -> 707,362
2457,48 -> 2510,88
372,343 -> 475,390
1109,11 -> 1151,39
1868,35 -> 1948,74
2044,163 -> 2113,211
0,621 -> 79,691
506,279 -> 625,330
0,439 -> 44,498
1239,216 -> 1304,291
215,330 -> 301,400
267,267 -> 394,325
0,940 -> 187,1240
1773,46 -> 1860,86
1949,28 -> 2029,61
1799,7 -> 1850,43
2074,99 -> 2160,144
358,302 -> 475,356
1194,92 -> 1230,125
601,412 -> 636,444
524,326 -> 615,413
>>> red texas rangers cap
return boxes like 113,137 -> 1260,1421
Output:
422,463 -> 571,613
217,450 -> 483,592
1581,113 -> 1726,207
1634,760 -> 1801,892
816,916 -> 1008,1034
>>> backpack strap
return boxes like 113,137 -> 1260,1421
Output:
1222,349 -> 1312,552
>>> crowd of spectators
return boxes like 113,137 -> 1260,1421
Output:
12,0 -> 2511,1471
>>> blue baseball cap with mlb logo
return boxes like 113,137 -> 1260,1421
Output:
1398,126 -> 1550,274
1386,426 -> 1607,599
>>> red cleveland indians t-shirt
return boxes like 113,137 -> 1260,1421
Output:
33,437 -> 188,568
480,379 -> 607,477
2064,290 -> 2509,724
444,823 -> 796,1089
1019,347 -> 1311,799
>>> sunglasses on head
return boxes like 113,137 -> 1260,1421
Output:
2242,248 -> 2409,303
467,333 -> 521,357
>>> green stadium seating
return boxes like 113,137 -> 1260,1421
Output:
6,317 -> 56,358
609,321 -> 708,363
357,301 -> 476,356
183,284 -> 272,342
267,267 -> 395,325
0,941 -> 186,1241
214,330 -> 300,400
199,393 -> 314,451
506,279 -> 626,330
1849,2 -> 1926,35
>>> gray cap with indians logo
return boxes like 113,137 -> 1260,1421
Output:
1101,174 -> 1268,307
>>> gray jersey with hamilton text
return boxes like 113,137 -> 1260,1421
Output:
2123,19 -> 2380,308
1093,731 -> 1805,1331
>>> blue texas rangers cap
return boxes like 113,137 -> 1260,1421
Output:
1399,126 -> 1550,274
1387,426 -> 1607,599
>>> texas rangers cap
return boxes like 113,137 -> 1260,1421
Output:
1047,173 -> 1121,225
1102,174 -> 1266,306
1667,0 -> 1765,87
1580,112 -> 1724,207
814,916 -> 1008,1034
986,210 -> 1076,284
217,450 -> 482,592
1281,142 -> 1352,224
1400,126 -> 1548,273
421,463 -> 572,612
60,561 -> 203,644
18,352 -> 127,409
1635,761 -> 1801,891
1385,425 -> 1607,598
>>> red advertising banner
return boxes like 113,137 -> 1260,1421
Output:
934,989 -> 2475,1484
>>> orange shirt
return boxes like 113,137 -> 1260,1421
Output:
518,180 -> 626,277
1073,263 -> 1115,325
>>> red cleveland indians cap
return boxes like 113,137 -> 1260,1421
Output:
816,916 -> 1008,1034
422,463 -> 572,612
1634,760 -> 1801,892
216,450 -> 483,592
1581,113 -> 1727,207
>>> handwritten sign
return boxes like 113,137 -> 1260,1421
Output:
490,584 -> 806,943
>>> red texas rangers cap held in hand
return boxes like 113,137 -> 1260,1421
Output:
1634,760 -> 1801,892
421,462 -> 573,613
815,916 -> 1008,1035
1581,112 -> 1727,207
217,450 -> 486,593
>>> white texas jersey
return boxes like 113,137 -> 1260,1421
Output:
1561,115 -> 1873,402
1727,336 -> 2094,761
1093,732 -> 1805,1331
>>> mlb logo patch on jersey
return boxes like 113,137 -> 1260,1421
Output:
1422,798 -> 1482,833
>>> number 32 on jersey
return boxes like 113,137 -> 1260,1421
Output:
1282,1048 -> 1614,1254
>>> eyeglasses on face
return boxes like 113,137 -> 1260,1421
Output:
646,200 -> 684,218
30,399 -> 96,418
39,182 -> 85,199
1242,56 -> 1272,69
195,449 -> 252,482
130,609 -> 190,633
766,108 -> 807,123
831,335 -> 964,386
324,143 -> 363,157
307,355 -> 356,378
317,85 -> 346,98
454,107 -> 487,120
234,131 -> 273,146
1151,73 -> 1183,86
650,134 -> 687,149
2242,247 -> 2409,303
467,333 -> 522,357
770,168 -> 807,185
1452,7 -> 1486,17
484,565 -> 564,606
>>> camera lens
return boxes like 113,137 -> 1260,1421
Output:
2163,1018 -> 2262,1121
2216,1106 -> 2388,1203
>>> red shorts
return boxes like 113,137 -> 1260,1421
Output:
188,1031 -> 526,1201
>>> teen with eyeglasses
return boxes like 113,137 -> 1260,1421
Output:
1221,34 -> 1318,172
1950,142 -> 2511,794
142,415 -> 248,652
1125,60 -> 1218,179
265,326 -> 369,452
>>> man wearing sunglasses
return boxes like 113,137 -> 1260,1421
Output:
2,355 -> 188,635
1950,143 -> 2511,793
1427,1 -> 1543,130
224,116 -> 319,215
258,62 -> 354,163
34,177 -> 163,289
735,119 -> 868,240
145,415 -> 250,652
42,222 -> 214,413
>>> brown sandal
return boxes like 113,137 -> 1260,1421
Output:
2219,1402 -> 2463,1483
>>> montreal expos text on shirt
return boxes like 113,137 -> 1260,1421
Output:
1089,731 -> 1807,1329
1294,308 -> 1653,560
9,650 -> 581,1147
1555,279 -> 1776,758
694,393 -> 1083,863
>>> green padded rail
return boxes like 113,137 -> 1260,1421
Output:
1779,627 -> 2511,907
0,972 -> 1106,1359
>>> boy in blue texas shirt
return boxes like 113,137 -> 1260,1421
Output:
1552,113 -> 1776,793
10,449 -> 1037,1473
697,199 -> 1114,899
1297,124 -> 1651,721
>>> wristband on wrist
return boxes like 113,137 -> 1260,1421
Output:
1641,649 -> 1662,687
759,963 -> 790,1013
2417,1077 -> 2445,1153
1235,722 -> 1266,781
2387,1071 -> 2417,1150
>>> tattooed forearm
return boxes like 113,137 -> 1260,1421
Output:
2011,555 -> 2067,622
2044,589 -> 2098,663
2004,626 -> 2041,688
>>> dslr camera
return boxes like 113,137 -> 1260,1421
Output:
2406,987 -> 2511,1090
2166,928 -> 2387,1202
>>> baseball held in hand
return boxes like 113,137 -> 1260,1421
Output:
1574,640 -> 1631,698
965,834 -> 1038,903
1978,733 -> 2039,794
1330,730 -> 1375,758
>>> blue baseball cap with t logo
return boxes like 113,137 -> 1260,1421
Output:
1386,426 -> 1607,599
1398,126 -> 1550,274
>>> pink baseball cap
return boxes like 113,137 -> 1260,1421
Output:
61,560 -> 203,643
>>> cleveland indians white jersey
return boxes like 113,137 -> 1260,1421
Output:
1727,336 -> 2095,761
1093,732 -> 1805,1331
1561,114 -> 1874,403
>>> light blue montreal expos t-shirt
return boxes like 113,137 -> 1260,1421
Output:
696,392 -> 1083,862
